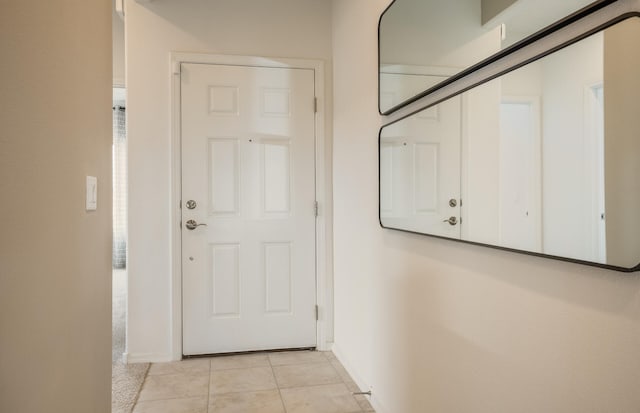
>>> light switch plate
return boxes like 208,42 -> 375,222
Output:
86,176 -> 97,211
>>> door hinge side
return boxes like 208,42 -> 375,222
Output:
314,97 -> 318,113
314,201 -> 319,217
315,305 -> 319,321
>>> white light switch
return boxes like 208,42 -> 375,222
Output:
86,176 -> 97,211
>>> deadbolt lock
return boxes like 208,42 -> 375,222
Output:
186,200 -> 197,210
449,198 -> 457,208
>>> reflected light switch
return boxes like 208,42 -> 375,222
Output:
86,176 -> 97,211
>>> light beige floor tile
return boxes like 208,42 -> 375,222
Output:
209,366 -> 277,394
273,361 -> 342,388
343,379 -> 359,393
268,350 -> 328,366
137,372 -> 209,401
209,389 -> 285,413
330,359 -> 353,383
210,354 -> 270,371
323,351 -> 338,362
133,396 -> 208,413
148,358 -> 210,376
280,383 -> 362,413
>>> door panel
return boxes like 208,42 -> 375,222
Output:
181,63 -> 316,355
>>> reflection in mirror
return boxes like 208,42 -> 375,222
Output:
379,0 -> 605,113
379,17 -> 640,271
381,97 -> 462,238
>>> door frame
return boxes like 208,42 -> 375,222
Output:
170,52 -> 330,359
583,81 -> 606,262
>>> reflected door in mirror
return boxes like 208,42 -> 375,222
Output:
381,97 -> 462,238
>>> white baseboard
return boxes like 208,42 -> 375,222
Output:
125,352 -> 175,364
331,343 -> 390,413
331,343 -> 369,392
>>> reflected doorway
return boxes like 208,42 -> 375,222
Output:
499,97 -> 542,252
112,86 -> 127,364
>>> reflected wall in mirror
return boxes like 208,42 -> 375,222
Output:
379,0 -> 608,113
379,17 -> 640,271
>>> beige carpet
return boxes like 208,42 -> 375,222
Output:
112,270 -> 149,413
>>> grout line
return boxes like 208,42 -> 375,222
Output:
269,353 -> 288,413
210,358 -> 273,372
133,394 -> 209,404
144,371 -> 211,377
206,387 -> 281,397
270,360 -> 334,368
206,359 -> 212,413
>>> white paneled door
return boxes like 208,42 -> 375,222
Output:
181,63 -> 317,355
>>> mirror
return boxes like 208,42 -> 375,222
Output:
379,0 -> 612,114
379,17 -> 640,271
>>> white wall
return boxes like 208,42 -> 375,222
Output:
541,33 -> 603,262
0,1 -> 112,412
462,78 -> 501,244
113,3 -> 125,86
332,1 -> 640,412
125,0 -> 333,361
380,0 -> 497,68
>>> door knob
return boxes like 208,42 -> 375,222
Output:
185,219 -> 207,230
442,216 -> 458,226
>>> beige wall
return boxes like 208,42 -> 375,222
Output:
0,1 -> 112,413
125,0 -> 333,361
332,1 -> 640,412
604,18 -> 640,269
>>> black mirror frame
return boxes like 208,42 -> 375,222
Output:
378,0 -> 619,115
378,14 -> 640,273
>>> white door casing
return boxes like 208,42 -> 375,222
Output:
180,62 -> 317,355
585,83 -> 606,262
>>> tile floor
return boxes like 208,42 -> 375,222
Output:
133,350 -> 375,413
